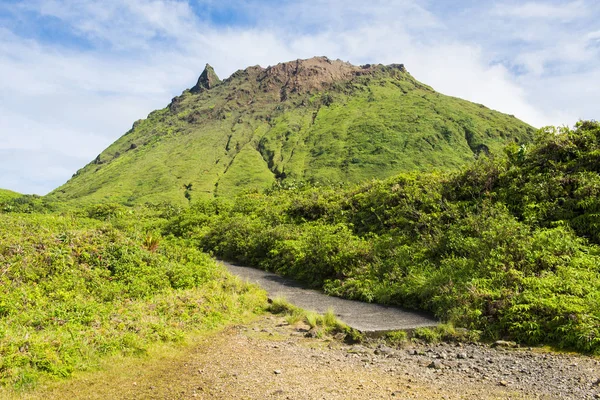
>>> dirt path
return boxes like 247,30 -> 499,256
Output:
16,314 -> 600,400
222,261 -> 438,332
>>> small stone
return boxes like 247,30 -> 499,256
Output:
428,361 -> 444,370
375,345 -> 395,356
457,353 -> 468,359
304,328 -> 319,338
499,380 -> 509,387
274,370 -> 282,375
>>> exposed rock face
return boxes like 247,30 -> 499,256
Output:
258,57 -> 360,95
191,63 -> 221,93
193,57 -> 407,99
253,56 -> 406,96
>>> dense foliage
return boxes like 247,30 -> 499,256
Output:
0,189 -> 20,203
0,211 -> 264,388
165,121 -> 600,353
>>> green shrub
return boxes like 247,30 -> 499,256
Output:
386,330 -> 408,346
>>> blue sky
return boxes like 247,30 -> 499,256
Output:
1,0 -> 599,195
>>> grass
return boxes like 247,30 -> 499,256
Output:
0,323 -> 251,400
0,211 -> 267,390
267,297 -> 351,336
0,189 -> 20,203
47,59 -> 534,206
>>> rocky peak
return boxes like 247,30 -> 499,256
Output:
190,57 -> 409,101
257,56 -> 365,95
191,63 -> 221,93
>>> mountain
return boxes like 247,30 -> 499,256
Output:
49,57 -> 535,205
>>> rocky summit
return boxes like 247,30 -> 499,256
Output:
50,56 -> 534,205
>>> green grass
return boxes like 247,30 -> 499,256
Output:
0,211 -> 266,389
48,59 -> 534,205
267,297 -> 350,336
0,189 -> 20,202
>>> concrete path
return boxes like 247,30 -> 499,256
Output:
221,261 -> 438,333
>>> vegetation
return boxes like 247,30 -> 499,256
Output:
165,121 -> 600,354
48,58 -> 533,205
0,210 -> 265,389
267,297 -> 353,338
0,189 -> 20,203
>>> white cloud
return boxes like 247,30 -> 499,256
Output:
587,30 -> 600,42
493,1 -> 586,21
1,0 -> 599,194
24,0 -> 199,49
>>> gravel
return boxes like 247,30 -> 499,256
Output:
24,315 -> 600,400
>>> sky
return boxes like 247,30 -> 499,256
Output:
1,0 -> 599,195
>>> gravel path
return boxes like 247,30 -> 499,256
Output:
222,261 -> 438,332
24,315 -> 600,399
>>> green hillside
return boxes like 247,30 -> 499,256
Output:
0,189 -> 20,202
49,57 -> 534,205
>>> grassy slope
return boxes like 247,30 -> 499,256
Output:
48,64 -> 534,205
0,189 -> 21,202
0,211 -> 265,389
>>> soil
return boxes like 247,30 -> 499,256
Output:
20,315 -> 600,400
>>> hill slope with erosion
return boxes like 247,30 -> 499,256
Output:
49,57 -> 534,205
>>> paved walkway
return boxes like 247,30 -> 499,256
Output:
221,261 -> 438,333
